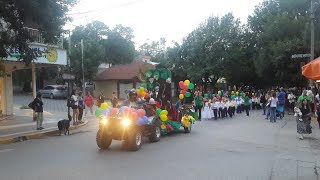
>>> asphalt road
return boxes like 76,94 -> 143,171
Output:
0,111 -> 319,180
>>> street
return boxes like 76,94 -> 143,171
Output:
1,111 -> 319,180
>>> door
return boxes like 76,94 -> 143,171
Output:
119,83 -> 133,99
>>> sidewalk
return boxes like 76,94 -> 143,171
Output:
0,107 -> 94,144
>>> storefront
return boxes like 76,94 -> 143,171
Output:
0,44 -> 67,116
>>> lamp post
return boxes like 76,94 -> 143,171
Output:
81,39 -> 85,95
310,0 -> 315,86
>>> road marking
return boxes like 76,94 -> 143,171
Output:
0,149 -> 14,153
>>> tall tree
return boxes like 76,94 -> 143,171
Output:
0,0 -> 76,64
104,25 -> 136,65
69,21 -> 108,85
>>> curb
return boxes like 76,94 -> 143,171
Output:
0,120 -> 89,145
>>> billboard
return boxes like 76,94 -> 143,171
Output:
5,44 -> 67,65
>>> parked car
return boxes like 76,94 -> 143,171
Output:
38,85 -> 68,99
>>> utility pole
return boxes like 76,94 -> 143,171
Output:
67,31 -> 71,116
310,0 -> 315,86
81,39 -> 85,95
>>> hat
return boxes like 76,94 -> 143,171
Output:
148,98 -> 156,105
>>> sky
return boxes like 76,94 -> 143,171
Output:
67,0 -> 263,46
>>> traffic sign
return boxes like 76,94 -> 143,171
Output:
291,54 -> 311,59
62,73 -> 75,80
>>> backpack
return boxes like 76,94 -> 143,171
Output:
28,101 -> 35,110
67,98 -> 75,107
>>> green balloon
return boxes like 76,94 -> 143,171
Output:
156,108 -> 162,115
95,108 -> 102,117
204,94 -> 209,98
141,83 -> 147,88
185,92 -> 191,97
188,83 -> 195,90
212,94 -> 215,97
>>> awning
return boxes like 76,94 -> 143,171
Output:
302,56 -> 320,80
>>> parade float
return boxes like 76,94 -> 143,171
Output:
95,68 -> 197,151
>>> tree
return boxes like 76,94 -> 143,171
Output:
103,25 -> 136,65
0,0 -> 76,64
248,0 -> 320,87
69,21 -> 108,85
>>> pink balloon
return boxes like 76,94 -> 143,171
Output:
109,108 -> 119,116
179,81 -> 184,89
131,112 -> 138,121
137,109 -> 146,118
203,98 -> 207,102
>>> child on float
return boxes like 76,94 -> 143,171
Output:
221,98 -> 228,118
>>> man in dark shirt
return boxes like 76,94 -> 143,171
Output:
31,93 -> 44,130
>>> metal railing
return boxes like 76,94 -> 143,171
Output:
24,27 -> 63,48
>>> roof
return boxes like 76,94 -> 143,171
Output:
95,61 -> 155,81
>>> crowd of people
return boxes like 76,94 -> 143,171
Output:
191,86 -> 319,140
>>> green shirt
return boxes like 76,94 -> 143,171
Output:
244,96 -> 250,106
297,95 -> 311,104
194,96 -> 203,107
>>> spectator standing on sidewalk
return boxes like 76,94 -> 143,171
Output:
29,93 -> 44,130
71,90 -> 79,125
84,91 -> 93,116
78,91 -> 84,124
277,88 -> 286,118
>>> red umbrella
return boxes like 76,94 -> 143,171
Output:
302,56 -> 320,80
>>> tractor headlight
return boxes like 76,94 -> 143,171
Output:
101,117 -> 108,125
121,118 -> 131,127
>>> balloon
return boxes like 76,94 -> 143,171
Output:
142,116 -> 149,124
160,114 -> 168,121
181,90 -> 187,95
252,93 -> 255,96
179,81 -> 184,89
212,94 -> 215,97
203,98 -> 207,102
119,106 -> 128,114
100,102 -> 109,110
204,93 -> 209,98
160,110 -> 168,115
109,108 -> 119,116
95,108 -> 102,117
141,83 -> 147,89
213,97 -> 217,101
185,92 -> 191,98
236,92 -> 239,95
102,108 -> 110,116
124,107 -> 131,116
137,118 -> 145,126
131,111 -> 139,121
141,91 -> 146,97
184,80 -> 190,85
184,84 -> 189,90
231,91 -> 234,95
156,108 -> 162,115
145,93 -> 150,99
137,93 -> 142,98
188,83 -> 195,90
156,102 -> 161,108
218,91 -> 222,95
137,109 -> 146,118
179,94 -> 184,99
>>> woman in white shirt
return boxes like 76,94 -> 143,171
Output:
269,92 -> 278,123
71,90 -> 79,125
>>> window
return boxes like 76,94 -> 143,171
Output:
44,86 -> 54,90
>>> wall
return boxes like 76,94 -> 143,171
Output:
94,80 -> 117,99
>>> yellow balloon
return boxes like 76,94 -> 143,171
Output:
236,92 -> 239,95
141,91 -> 146,97
160,110 -> 168,115
231,91 -> 234,94
100,102 -> 109,110
179,94 -> 184,99
184,80 -> 190,85
161,124 -> 166,129
160,114 -> 168,121
140,87 -> 145,91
